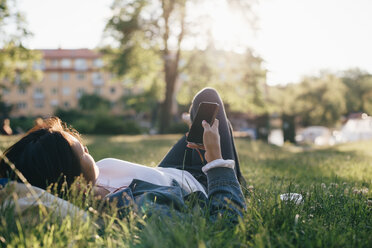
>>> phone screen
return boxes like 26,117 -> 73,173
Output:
186,102 -> 219,145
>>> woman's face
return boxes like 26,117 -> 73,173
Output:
64,132 -> 99,183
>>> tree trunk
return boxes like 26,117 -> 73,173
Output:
159,53 -> 180,133
159,68 -> 177,133
159,0 -> 185,133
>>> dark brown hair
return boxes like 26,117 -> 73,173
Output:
0,117 -> 83,190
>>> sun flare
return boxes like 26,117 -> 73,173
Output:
209,1 -> 253,52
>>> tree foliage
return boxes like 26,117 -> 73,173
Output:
103,0 -> 256,133
121,81 -> 161,113
0,98 -> 12,118
295,74 -> 347,126
55,94 -> 143,134
78,93 -> 111,111
269,70 -> 372,127
0,0 -> 41,85
341,69 -> 372,115
103,0 -> 186,132
177,48 -> 267,114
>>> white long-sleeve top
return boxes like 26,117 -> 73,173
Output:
95,158 -> 208,197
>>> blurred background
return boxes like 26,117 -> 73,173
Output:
1,0 -> 372,145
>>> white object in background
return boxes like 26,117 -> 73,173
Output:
295,126 -> 333,146
268,129 -> 284,146
337,116 -> 372,143
280,193 -> 303,205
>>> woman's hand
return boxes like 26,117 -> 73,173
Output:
187,119 -> 222,163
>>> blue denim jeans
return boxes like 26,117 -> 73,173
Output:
158,88 -> 246,189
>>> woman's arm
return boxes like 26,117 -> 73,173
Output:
204,161 -> 246,224
189,119 -> 246,224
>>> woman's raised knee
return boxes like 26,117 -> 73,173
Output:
194,87 -> 221,103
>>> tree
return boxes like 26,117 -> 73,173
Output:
269,73 -> 347,127
227,49 -> 267,114
269,69 -> 372,129
78,93 -> 111,111
0,0 -> 41,85
121,81 -> 160,114
103,0 -> 185,133
341,69 -> 372,115
177,48 -> 267,114
1,0 -> 41,117
103,0 -> 256,133
293,74 -> 347,126
0,100 -> 12,119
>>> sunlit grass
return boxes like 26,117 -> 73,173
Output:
84,134 -> 182,167
0,135 -> 371,247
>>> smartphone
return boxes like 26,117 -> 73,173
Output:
186,102 -> 219,145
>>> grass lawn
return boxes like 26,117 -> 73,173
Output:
0,134 -> 371,247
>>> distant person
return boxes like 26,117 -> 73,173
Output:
0,119 -> 13,136
0,88 -> 246,223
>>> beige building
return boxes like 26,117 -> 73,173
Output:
1,49 -> 125,117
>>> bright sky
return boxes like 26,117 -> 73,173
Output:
19,0 -> 372,85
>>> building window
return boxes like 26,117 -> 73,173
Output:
50,99 -> 59,107
62,73 -> 70,81
17,102 -> 27,109
61,59 -> 71,68
64,101 -> 70,108
34,99 -> 44,108
76,73 -> 85,80
2,88 -> 10,95
33,59 -> 45,70
62,87 -> 70,95
92,72 -> 104,85
51,88 -> 58,94
34,88 -> 43,94
94,87 -> 101,95
17,102 -> 26,109
14,74 -> 21,85
93,58 -> 103,68
110,87 -> 116,94
93,73 -> 102,80
50,73 -> 59,81
18,88 -> 27,95
51,59 -> 59,67
75,59 -> 87,70
76,88 -> 85,98
33,88 -> 44,99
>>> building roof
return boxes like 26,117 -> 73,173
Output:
40,49 -> 101,59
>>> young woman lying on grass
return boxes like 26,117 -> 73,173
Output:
0,88 -> 246,223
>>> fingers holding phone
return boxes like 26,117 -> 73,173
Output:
186,101 -> 221,163
186,102 -> 219,145
201,119 -> 222,163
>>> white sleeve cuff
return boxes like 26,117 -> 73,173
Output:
202,159 -> 235,174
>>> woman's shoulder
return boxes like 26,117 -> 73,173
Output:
96,158 -> 131,167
